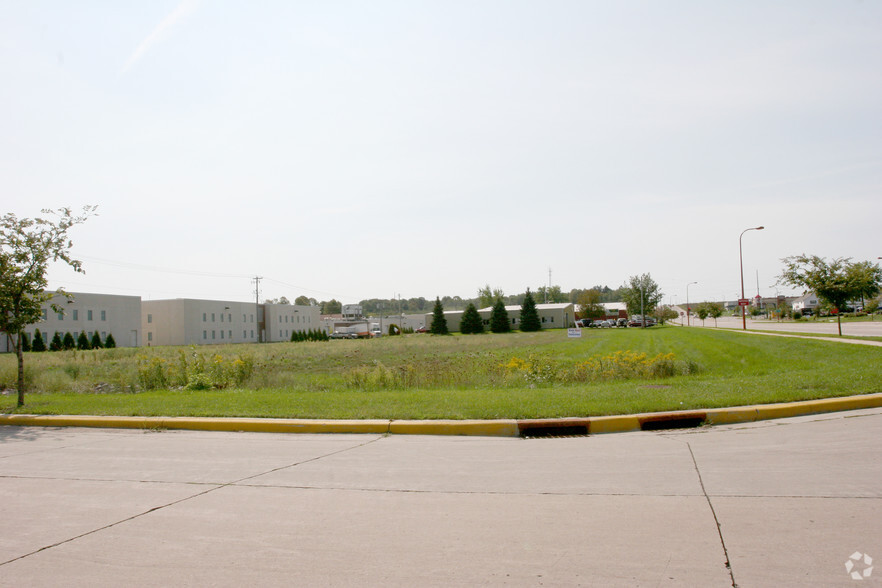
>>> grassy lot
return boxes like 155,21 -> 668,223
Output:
1,327 -> 880,419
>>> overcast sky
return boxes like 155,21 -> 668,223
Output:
3,1 -> 881,306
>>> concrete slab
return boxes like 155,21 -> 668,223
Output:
0,487 -> 731,587
247,433 -> 704,496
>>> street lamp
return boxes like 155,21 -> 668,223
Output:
686,281 -> 697,326
739,226 -> 764,330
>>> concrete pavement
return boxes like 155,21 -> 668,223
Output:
1,408 -> 880,586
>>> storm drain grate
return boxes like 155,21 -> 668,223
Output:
640,416 -> 705,431
520,424 -> 589,438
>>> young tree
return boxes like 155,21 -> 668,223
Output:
62,332 -> 76,350
577,288 -> 606,320
460,303 -> 484,334
778,255 -> 882,336
653,305 -> 679,325
620,274 -> 663,326
429,297 -> 449,335
707,302 -> 724,327
77,332 -> 91,350
519,289 -> 541,332
477,285 -> 504,309
489,299 -> 511,333
0,206 -> 95,406
20,333 -> 31,352
31,330 -> 46,352
104,333 -> 116,348
50,332 -> 63,351
696,304 -> 710,326
90,331 -> 103,349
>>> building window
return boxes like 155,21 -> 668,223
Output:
243,330 -> 247,338
147,314 -> 152,324
221,314 -> 224,323
203,330 -> 207,340
147,332 -> 153,342
228,313 -> 231,322
101,310 -> 106,321
243,314 -> 246,322
101,332 -> 106,339
211,313 -> 215,322
250,314 -> 254,323
212,330 -> 216,340
58,312 -> 64,320
73,310 -> 79,321
87,310 -> 93,321
250,330 -> 254,338
229,330 -> 232,339
203,313 -> 207,322
221,330 -> 225,339
42,309 -> 48,320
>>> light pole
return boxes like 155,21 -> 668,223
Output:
739,226 -> 764,330
686,281 -> 697,326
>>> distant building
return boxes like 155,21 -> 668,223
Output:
2,292 -> 142,352
791,293 -> 820,314
143,299 -> 321,346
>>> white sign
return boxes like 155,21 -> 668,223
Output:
567,328 -> 582,338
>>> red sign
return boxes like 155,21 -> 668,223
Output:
738,299 -> 750,306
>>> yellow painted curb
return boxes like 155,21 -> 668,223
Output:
586,415 -> 641,434
389,419 -> 520,437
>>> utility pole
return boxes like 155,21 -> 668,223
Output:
252,276 -> 263,343
546,267 -> 552,303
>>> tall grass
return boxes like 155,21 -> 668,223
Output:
2,327 -> 880,418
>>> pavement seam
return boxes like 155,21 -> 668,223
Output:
0,436 -> 384,568
687,442 -> 738,588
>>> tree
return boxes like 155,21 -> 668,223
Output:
62,332 -> 75,350
519,289 -> 541,332
696,304 -> 710,326
20,333 -> 31,352
620,274 -> 663,326
31,330 -> 46,352
294,295 -> 311,306
429,297 -> 449,335
707,302 -> 724,327
478,285 -> 504,309
50,332 -> 63,351
77,332 -> 91,350
0,206 -> 94,405
489,299 -> 511,333
536,285 -> 566,303
104,333 -> 116,348
90,331 -> 103,349
779,255 -> 882,336
577,288 -> 606,320
654,305 -> 679,325
320,299 -> 342,314
460,303 -> 484,334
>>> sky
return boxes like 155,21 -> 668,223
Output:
3,1 -> 881,307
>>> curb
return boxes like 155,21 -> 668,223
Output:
1,393 -> 880,437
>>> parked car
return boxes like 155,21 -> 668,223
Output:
616,318 -> 628,327
576,319 -> 592,328
415,326 -> 427,333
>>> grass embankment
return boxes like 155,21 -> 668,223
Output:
1,327 -> 880,419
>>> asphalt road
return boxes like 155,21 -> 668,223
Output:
1,408 -> 880,587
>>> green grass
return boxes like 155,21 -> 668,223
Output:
1,327 -> 880,419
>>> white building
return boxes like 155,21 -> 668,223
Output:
791,293 -> 820,314
424,303 -> 576,332
143,299 -> 321,347
2,292 -> 142,351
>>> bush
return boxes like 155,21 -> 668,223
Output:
793,311 -> 803,320
31,331 -> 46,352
77,332 -> 91,350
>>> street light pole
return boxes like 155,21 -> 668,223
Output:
739,226 -> 764,330
686,281 -> 697,326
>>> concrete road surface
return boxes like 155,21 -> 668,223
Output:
1,409 -> 880,587
672,307 -> 882,338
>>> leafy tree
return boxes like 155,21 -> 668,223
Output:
536,285 -> 566,303
31,330 -> 46,352
62,332 -> 75,350
77,332 -> 91,350
707,302 -> 724,327
90,331 -> 103,349
696,304 -> 709,326
50,332 -> 63,351
104,333 -> 116,348
519,289 -> 541,332
0,206 -> 94,406
387,323 -> 400,336
653,305 -> 678,325
779,255 -> 882,336
429,297 -> 449,335
320,299 -> 343,314
294,295 -> 312,306
478,285 -> 504,309
489,299 -> 511,333
577,288 -> 606,320
460,303 -> 484,334
621,274 -> 663,326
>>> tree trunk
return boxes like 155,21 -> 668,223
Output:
16,332 -> 25,407
837,314 -> 842,337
